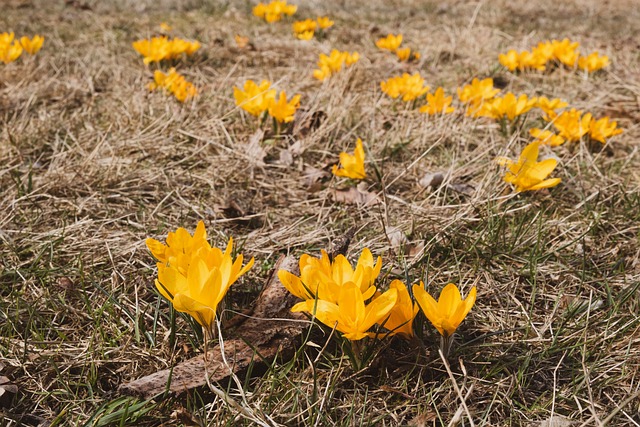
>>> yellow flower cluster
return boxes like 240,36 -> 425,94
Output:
380,73 -> 430,102
279,249 -> 475,341
132,36 -> 201,64
457,77 -> 501,117
146,221 -> 254,336
148,68 -> 197,102
499,39 -> 609,73
332,138 -> 366,180
483,92 -> 538,121
375,33 -> 419,62
292,16 -> 334,40
531,108 -> 623,145
0,32 -> 44,64
233,79 -> 301,123
498,106 -> 622,192
253,0 -> 297,23
312,49 -> 359,81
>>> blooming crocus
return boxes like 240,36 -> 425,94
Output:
292,19 -> 317,40
154,236 -> 254,336
233,79 -> 276,116
268,91 -> 301,123
498,141 -> 561,192
498,49 -> 520,71
551,38 -> 579,67
458,77 -> 500,104
379,280 -> 419,338
132,36 -> 200,64
292,282 -> 397,341
148,68 -> 197,102
0,32 -> 23,64
551,108 -> 592,142
413,282 -> 476,338
380,73 -> 430,102
332,138 -> 366,179
529,128 -> 565,147
485,92 -> 538,121
419,87 -> 455,115
532,40 -> 554,62
395,47 -> 419,62
146,220 -> 209,276
589,116 -> 623,143
278,248 -> 382,304
312,49 -> 359,80
0,41 -> 22,64
577,52 -> 610,73
253,0 -> 297,23
499,49 -> 547,72
457,77 -> 500,117
536,96 -> 568,120
316,16 -> 334,29
19,35 -> 44,55
375,33 -> 402,52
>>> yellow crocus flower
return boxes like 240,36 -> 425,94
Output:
332,138 -> 366,179
413,282 -> 476,338
19,35 -> 44,55
292,282 -> 398,341
292,18 -> 317,39
577,52 -> 610,73
529,128 -> 565,147
551,38 -> 580,67
146,220 -> 209,276
279,248 -> 382,304
498,49 -> 519,71
485,92 -> 537,121
419,87 -> 455,115
233,79 -> 276,117
316,16 -> 334,29
155,237 -> 254,335
380,280 -> 419,338
375,33 -> 403,52
268,91 -> 301,123
498,141 -> 561,192
536,96 -> 568,120
380,73 -> 430,102
589,116 -> 622,144
551,108 -> 592,142
457,78 -> 500,116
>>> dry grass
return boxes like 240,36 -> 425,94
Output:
1,0 -> 640,425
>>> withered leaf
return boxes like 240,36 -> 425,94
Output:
245,128 -> 266,167
419,172 -> 444,189
332,183 -> 378,206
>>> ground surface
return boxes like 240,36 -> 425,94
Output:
1,0 -> 640,425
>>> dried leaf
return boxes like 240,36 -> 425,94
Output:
279,148 -> 294,166
213,200 -> 263,229
332,183 -> 378,206
419,172 -> 444,189
293,109 -> 327,137
448,182 -> 475,196
245,129 -> 266,167
0,375 -> 18,408
538,415 -> 574,427
303,166 -> 330,192
55,277 -> 75,290
386,226 -> 407,251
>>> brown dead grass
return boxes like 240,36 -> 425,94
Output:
1,0 -> 640,425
